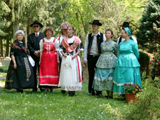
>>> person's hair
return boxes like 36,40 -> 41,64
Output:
122,28 -> 129,36
15,30 -> 25,37
105,29 -> 113,38
67,25 -> 74,30
67,25 -> 76,34
43,27 -> 54,37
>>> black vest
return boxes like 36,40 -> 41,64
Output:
87,33 -> 103,54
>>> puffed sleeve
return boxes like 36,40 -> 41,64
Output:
39,39 -> 43,52
103,34 -> 106,41
132,42 -> 139,59
76,36 -> 83,52
59,38 -> 65,52
113,42 -> 119,57
10,43 -> 16,57
54,39 -> 60,51
83,34 -> 89,62
77,43 -> 84,52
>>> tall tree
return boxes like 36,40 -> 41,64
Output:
137,0 -> 160,55
0,0 -> 11,56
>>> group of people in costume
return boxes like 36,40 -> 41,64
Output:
84,20 -> 142,98
5,19 -> 142,98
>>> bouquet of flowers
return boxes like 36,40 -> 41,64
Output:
124,83 -> 142,94
148,56 -> 160,78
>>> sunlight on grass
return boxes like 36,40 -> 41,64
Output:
0,73 -> 7,77
0,81 -> 127,120
0,80 -> 5,87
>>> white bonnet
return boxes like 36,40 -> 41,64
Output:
15,30 -> 25,37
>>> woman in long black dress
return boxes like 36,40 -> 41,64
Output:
5,61 -> 14,89
11,30 -> 34,93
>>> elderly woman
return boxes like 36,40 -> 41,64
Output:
39,27 -> 59,93
113,27 -> 142,96
11,30 -> 34,93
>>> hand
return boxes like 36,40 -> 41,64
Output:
71,56 -> 75,60
84,61 -> 88,66
64,54 -> 67,58
13,63 -> 17,69
34,51 -> 40,57
57,60 -> 60,64
39,61 -> 41,65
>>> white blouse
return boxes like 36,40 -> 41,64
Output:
39,37 -> 59,51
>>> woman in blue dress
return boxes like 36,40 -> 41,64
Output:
93,29 -> 118,98
113,27 -> 142,95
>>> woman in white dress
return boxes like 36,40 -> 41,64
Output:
58,26 -> 83,96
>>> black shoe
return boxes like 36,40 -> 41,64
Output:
17,89 -> 23,93
120,94 -> 125,97
61,90 -> 66,94
96,94 -> 102,97
105,96 -> 109,99
40,88 -> 45,92
91,91 -> 95,95
96,91 -> 102,96
108,96 -> 113,99
32,89 -> 37,92
68,91 -> 75,96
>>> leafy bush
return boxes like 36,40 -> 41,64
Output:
105,80 -> 160,120
139,51 -> 150,78
124,82 -> 160,120
149,56 -> 160,80
0,66 -> 8,73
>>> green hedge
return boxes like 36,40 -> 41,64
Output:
0,66 -> 8,73
138,51 -> 150,78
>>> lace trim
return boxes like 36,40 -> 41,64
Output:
113,81 -> 133,86
94,76 -> 113,81
39,75 -> 59,78
60,86 -> 82,91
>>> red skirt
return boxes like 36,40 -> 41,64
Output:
39,52 -> 59,86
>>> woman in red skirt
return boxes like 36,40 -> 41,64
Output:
39,27 -> 59,92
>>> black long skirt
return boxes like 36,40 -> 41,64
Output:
13,56 -> 34,89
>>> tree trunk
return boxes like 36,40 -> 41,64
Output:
25,23 -> 28,48
5,37 -> 10,57
28,16 -> 32,34
0,39 -> 3,57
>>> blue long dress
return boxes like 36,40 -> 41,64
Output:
113,39 -> 142,93
93,40 -> 118,91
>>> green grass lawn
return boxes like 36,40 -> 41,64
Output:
0,82 -> 126,120
0,73 -> 7,77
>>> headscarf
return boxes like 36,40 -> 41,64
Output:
15,30 -> 25,37
124,27 -> 133,40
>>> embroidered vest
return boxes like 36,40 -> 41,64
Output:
87,33 -> 103,54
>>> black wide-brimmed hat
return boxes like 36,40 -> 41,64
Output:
121,22 -> 129,27
89,20 -> 102,26
30,20 -> 43,27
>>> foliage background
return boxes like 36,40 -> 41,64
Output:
0,0 -> 150,57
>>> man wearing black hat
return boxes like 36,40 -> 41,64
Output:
84,20 -> 106,96
117,22 -> 137,45
27,20 -> 45,92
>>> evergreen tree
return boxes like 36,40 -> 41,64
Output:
0,1 -> 11,36
137,0 -> 160,55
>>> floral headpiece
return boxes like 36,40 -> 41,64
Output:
61,22 -> 70,30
